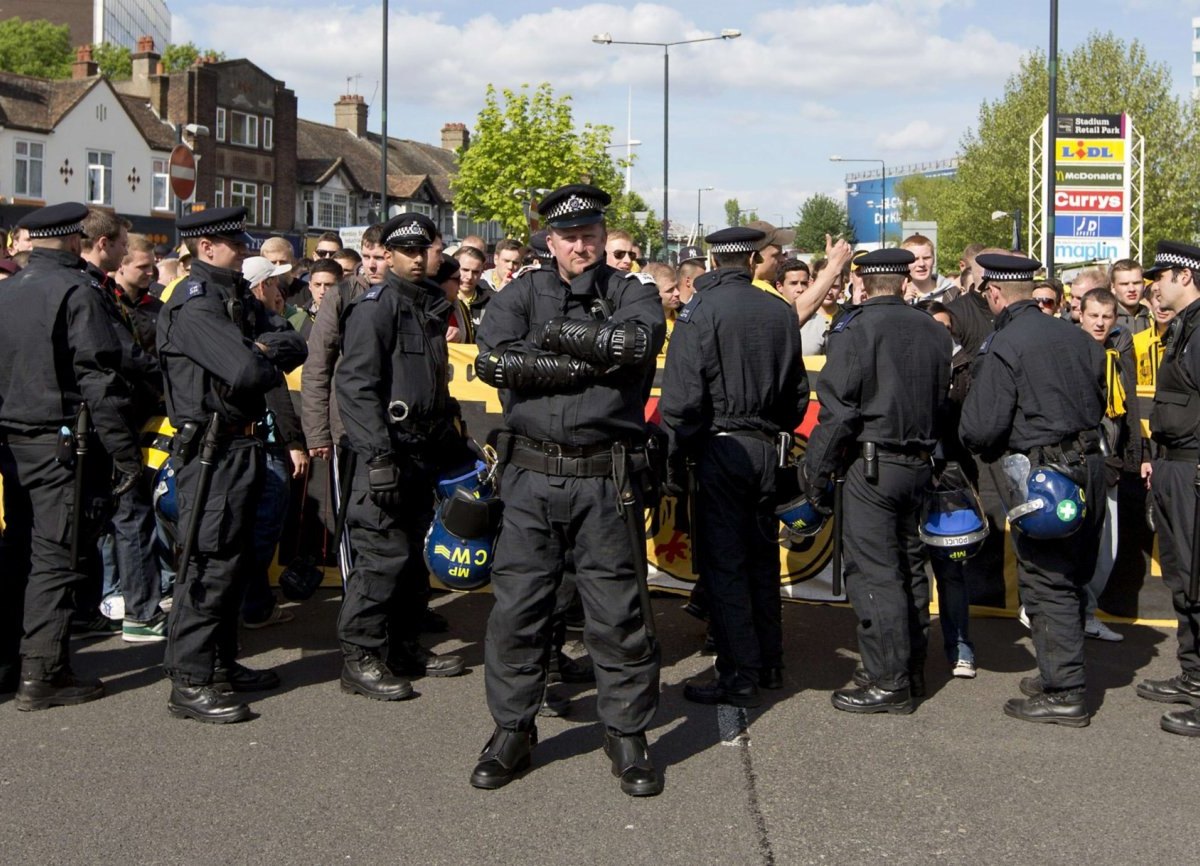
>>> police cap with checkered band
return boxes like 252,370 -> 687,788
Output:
537,184 -> 611,229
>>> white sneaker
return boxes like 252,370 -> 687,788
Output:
1017,606 -> 1030,630
100,594 -> 125,621
952,659 -> 978,678
1085,618 -> 1124,642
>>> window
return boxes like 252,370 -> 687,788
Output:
86,150 -> 113,205
230,111 -> 258,147
216,107 -> 226,142
317,190 -> 350,228
152,157 -> 172,210
262,184 -> 272,227
406,202 -> 433,217
214,176 -> 225,208
302,189 -> 315,226
263,117 -> 274,151
231,180 -> 257,224
14,139 -> 44,198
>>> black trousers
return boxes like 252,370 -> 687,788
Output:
1012,453 -> 1105,691
694,436 -> 781,690
842,454 -> 931,691
164,437 -> 263,686
484,465 -> 659,734
1,434 -> 112,679
1150,459 -> 1200,678
338,456 -> 433,660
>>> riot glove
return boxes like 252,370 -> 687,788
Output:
367,454 -> 404,509
112,457 -> 143,497
474,348 -> 605,392
538,317 -> 651,367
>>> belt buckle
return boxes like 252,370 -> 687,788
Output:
542,441 -> 564,475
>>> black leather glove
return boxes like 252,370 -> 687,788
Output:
663,454 -> 687,498
112,457 -> 143,497
367,454 -> 403,509
538,317 -> 651,367
475,348 -> 604,391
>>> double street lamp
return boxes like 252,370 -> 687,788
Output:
830,155 -> 887,246
593,29 -> 741,259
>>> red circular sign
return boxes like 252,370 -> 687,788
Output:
168,144 -> 196,201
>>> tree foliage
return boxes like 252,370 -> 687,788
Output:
0,18 -> 72,78
723,198 -> 741,226
793,193 -> 855,252
452,82 -> 658,242
161,42 -> 225,73
901,32 -> 1199,266
93,42 -> 131,79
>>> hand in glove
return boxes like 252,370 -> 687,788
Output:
112,457 -> 143,497
367,454 -> 404,509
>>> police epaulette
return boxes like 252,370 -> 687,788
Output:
626,271 -> 656,286
830,307 -> 861,333
677,294 -> 702,323
362,286 -> 383,301
181,279 -> 205,300
977,332 -> 995,355
511,264 -> 537,279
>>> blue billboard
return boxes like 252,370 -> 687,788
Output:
845,161 -> 957,247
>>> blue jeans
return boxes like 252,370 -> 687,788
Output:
241,449 -> 290,623
931,557 -> 974,664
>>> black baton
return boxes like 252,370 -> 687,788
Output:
614,445 -> 656,642
831,475 -> 845,598
331,446 -> 357,568
68,402 -> 91,571
1191,465 -> 1200,604
175,413 -> 222,589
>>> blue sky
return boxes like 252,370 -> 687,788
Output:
175,0 -> 1198,234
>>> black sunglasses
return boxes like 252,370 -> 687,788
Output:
1034,297 -> 1057,307
313,249 -> 337,258
610,249 -> 634,260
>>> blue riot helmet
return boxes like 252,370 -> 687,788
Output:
775,492 -> 827,540
424,470 -> 503,591
435,459 -> 491,500
152,458 -> 179,543
919,464 -> 989,561
1001,453 -> 1086,539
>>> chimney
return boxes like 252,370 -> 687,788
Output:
334,94 -> 368,137
72,45 -> 97,79
441,122 -> 469,152
128,35 -> 161,98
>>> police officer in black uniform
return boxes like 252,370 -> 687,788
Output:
960,253 -> 1106,727
660,226 -> 808,707
0,202 -> 141,708
157,206 -> 307,724
804,249 -> 951,714
1135,241 -> 1200,736
334,212 -> 468,701
471,184 -> 666,796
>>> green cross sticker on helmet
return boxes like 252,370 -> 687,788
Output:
1056,499 -> 1078,522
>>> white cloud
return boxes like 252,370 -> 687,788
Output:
874,119 -> 951,153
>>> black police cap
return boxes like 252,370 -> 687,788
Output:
976,253 -> 1042,282
678,244 -> 705,264
17,202 -> 88,238
381,212 -> 437,248
529,229 -> 552,261
537,184 -> 611,229
704,227 -> 766,254
1143,240 -> 1200,278
177,206 -> 254,244
856,248 -> 916,275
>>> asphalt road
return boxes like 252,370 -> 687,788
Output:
0,591 -> 1191,866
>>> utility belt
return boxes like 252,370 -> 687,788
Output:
505,434 -> 620,478
1163,446 -> 1200,463
170,418 -> 258,465
712,428 -> 794,469
1026,429 -> 1103,466
855,441 -> 932,482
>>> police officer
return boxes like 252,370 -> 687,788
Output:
471,184 -> 666,796
1136,241 -> 1200,736
0,202 -> 141,708
334,212 -> 468,701
157,206 -> 307,724
660,227 -> 808,707
960,253 -> 1106,727
803,249 -> 951,714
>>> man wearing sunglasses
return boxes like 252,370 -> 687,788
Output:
1032,280 -> 1062,315
605,230 -> 636,272
312,231 -> 342,260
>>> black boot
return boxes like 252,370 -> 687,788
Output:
1135,672 -> 1200,706
604,730 -> 663,797
1019,676 -> 1044,697
831,684 -> 915,715
213,662 -> 281,693
470,727 -> 536,790
1003,690 -> 1089,727
760,666 -> 784,690
1161,707 -> 1200,737
15,669 -> 104,711
389,641 -> 464,678
683,677 -> 761,708
167,684 -> 251,724
340,656 -> 414,700
548,651 -> 595,684
538,685 -> 570,718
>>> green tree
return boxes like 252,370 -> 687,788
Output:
452,82 -> 649,241
902,32 -> 1199,265
0,18 -> 71,78
92,42 -> 131,79
792,193 -> 855,252
161,42 -> 225,73
607,189 -> 662,255
723,198 -> 741,227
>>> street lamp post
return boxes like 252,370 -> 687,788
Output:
594,29 -> 741,260
696,186 -> 713,239
991,209 -> 1023,251
830,155 -> 887,246
604,140 -> 642,194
